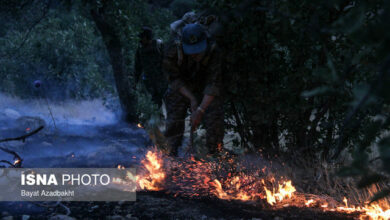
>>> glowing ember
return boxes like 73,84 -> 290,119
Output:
137,123 -> 143,128
135,149 -> 390,220
305,199 -> 314,206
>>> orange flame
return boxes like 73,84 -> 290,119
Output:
136,150 -> 165,191
135,150 -> 390,220
333,198 -> 390,220
305,199 -> 314,206
264,180 -> 296,205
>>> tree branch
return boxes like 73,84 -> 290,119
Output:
0,125 -> 44,168
0,147 -> 23,168
0,125 -> 44,143
0,0 -> 51,59
332,56 -> 390,160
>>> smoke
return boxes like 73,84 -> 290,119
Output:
0,92 -> 148,169
0,92 -> 119,128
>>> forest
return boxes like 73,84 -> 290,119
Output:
0,0 -> 389,219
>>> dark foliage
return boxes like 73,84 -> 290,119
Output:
199,0 -> 390,200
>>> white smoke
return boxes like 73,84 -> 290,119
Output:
0,93 -> 119,127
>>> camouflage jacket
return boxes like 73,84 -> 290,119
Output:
162,39 -> 222,96
134,39 -> 164,82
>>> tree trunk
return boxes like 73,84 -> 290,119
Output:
90,9 -> 138,123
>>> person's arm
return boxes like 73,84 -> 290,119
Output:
179,86 -> 198,112
191,46 -> 222,131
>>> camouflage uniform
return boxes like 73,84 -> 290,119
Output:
134,39 -> 167,106
162,39 -> 224,156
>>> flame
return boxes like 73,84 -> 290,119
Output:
136,150 -> 166,191
211,179 -> 229,199
343,197 -> 348,207
264,180 -> 296,205
137,123 -> 143,128
134,149 -> 390,220
360,204 -> 390,220
13,159 -> 21,165
305,199 -> 314,206
333,198 -> 390,220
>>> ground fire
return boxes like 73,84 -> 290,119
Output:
134,149 -> 390,220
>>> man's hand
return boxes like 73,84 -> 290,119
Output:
191,107 -> 204,131
191,95 -> 215,131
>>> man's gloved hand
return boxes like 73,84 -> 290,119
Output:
191,106 -> 205,131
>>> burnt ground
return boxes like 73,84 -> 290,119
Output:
0,191 -> 359,220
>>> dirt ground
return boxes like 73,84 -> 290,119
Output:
1,191 -> 360,220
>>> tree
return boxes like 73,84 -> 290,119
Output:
90,6 -> 138,123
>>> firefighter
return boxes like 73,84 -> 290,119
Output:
134,26 -> 167,107
163,23 -> 224,157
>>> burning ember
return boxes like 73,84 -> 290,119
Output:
134,149 -> 390,220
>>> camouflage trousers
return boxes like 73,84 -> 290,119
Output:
164,88 -> 224,156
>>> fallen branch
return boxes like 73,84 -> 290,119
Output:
0,125 -> 44,143
0,147 -> 23,168
0,125 -> 44,168
0,160 -> 14,167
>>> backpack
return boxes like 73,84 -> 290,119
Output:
170,12 -> 222,41
170,11 -> 222,66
